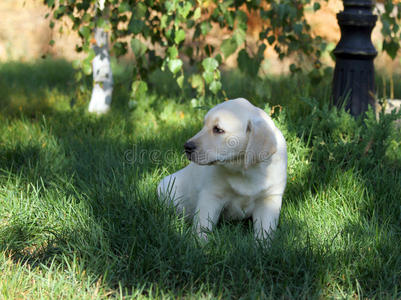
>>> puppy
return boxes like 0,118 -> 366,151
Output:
158,98 -> 287,240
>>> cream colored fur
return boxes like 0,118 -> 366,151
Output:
158,98 -> 287,240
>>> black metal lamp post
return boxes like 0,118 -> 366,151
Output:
332,0 -> 378,116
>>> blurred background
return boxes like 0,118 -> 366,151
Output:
1,0 -> 399,75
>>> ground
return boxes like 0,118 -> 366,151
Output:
0,59 -> 400,299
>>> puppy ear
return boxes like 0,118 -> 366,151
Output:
244,116 -> 277,169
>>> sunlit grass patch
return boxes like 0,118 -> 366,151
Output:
0,59 -> 400,298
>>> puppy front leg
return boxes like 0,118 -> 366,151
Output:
253,194 -> 283,240
194,191 -> 225,239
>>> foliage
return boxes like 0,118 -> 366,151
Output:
44,0 -> 333,101
380,0 -> 401,59
44,0 -> 401,104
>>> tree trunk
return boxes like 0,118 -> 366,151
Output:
88,26 -> 113,114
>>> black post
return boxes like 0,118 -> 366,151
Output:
332,0 -> 378,116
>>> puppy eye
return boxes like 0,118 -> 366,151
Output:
213,126 -> 225,134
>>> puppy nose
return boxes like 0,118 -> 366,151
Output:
184,141 -> 196,153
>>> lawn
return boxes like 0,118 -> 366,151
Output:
0,59 -> 400,299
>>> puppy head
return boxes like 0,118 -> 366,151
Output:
185,98 -> 277,168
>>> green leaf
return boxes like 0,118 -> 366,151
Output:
174,29 -> 186,44
87,48 -> 96,61
190,74 -> 204,94
383,39 -> 400,59
131,38 -> 147,57
235,10 -> 248,26
202,57 -> 219,72
257,44 -> 267,57
82,60 -> 92,75
82,13 -> 91,23
200,22 -> 212,35
235,10 -> 248,31
223,10 -> 235,27
221,38 -> 237,58
96,18 -> 107,29
209,80 -> 222,94
131,80 -> 148,99
191,98 -> 199,107
313,2 -> 321,11
75,70 -> 82,81
165,0 -> 177,13
215,54 -> 222,65
167,46 -> 178,59
202,70 -> 214,84
119,2 -> 131,13
53,6 -> 66,19
293,23 -> 303,35
381,18 -> 391,36
113,42 -> 127,57
177,75 -> 184,88
233,28 -> 246,46
72,59 -> 81,69
384,1 -> 394,12
237,49 -> 261,77
79,26 -> 91,39
178,2 -> 192,19
134,3 -> 147,18
161,15 -> 168,29
128,18 -> 146,35
168,59 -> 183,74
214,69 -> 221,80
193,7 -> 201,20
267,35 -> 275,45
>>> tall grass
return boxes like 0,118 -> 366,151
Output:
0,59 -> 400,298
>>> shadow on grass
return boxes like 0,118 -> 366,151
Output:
282,105 -> 401,296
0,59 -> 400,298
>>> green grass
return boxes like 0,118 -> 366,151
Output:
0,59 -> 400,299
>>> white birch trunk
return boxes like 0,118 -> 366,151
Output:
88,26 -> 113,114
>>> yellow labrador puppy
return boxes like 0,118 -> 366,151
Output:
158,98 -> 287,240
